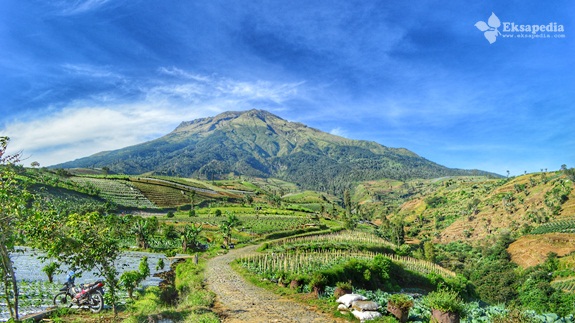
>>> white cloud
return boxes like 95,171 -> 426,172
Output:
154,68 -> 305,105
2,104 -> 204,167
1,70 -> 306,166
329,127 -> 348,138
61,64 -> 124,79
56,0 -> 114,15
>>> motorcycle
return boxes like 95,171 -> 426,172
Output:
52,271 -> 105,313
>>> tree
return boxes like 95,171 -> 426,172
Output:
30,161 -> 40,168
28,211 -> 124,315
121,256 -> 150,299
130,216 -> 158,249
181,223 -> 203,252
390,218 -> 405,247
423,241 -> 436,262
189,190 -> 196,210
42,262 -> 60,283
343,189 -> 351,216
0,136 -> 34,320
563,167 -> 575,182
243,194 -> 253,206
162,224 -> 179,241
119,270 -> 142,299
139,256 -> 150,279
220,213 -> 241,247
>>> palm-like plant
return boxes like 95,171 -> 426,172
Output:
181,223 -> 203,252
130,217 -> 158,249
220,213 -> 241,247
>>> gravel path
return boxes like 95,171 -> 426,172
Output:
205,245 -> 343,323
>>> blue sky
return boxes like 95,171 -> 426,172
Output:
0,0 -> 573,176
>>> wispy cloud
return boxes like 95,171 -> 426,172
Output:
0,69 -> 307,166
2,104 -> 195,166
329,127 -> 348,138
55,0 -> 114,15
156,67 -> 305,105
61,64 -> 124,79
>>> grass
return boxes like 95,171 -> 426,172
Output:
122,258 -> 219,323
44,256 -> 219,322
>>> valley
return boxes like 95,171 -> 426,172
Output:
2,116 -> 575,322
2,162 -> 575,322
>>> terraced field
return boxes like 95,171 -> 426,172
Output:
552,278 -> 575,293
69,177 -> 157,209
130,181 -> 192,207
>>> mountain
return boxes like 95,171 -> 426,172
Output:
52,109 -> 498,192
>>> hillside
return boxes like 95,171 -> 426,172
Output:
350,170 -> 575,269
51,109 -> 498,193
355,172 -> 574,243
30,166 -> 575,269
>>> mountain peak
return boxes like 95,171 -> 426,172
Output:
173,109 -> 285,134
52,109 -> 498,192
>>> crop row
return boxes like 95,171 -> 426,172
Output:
193,215 -> 314,235
551,279 -> 575,293
238,249 -> 455,280
266,231 -> 396,250
69,177 -> 157,208
130,181 -> 191,207
531,218 -> 575,234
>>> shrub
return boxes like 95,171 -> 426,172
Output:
42,262 -> 60,283
336,281 -> 353,291
388,293 -> 413,310
309,273 -> 327,296
423,289 -> 466,314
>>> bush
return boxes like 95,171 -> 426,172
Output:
388,293 -> 413,310
166,211 -> 174,218
423,289 -> 466,314
309,273 -> 327,296
42,262 -> 60,283
336,281 -> 353,291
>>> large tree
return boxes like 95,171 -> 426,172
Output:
0,137 -> 34,320
27,211 -> 125,315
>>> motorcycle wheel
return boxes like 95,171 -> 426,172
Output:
88,291 -> 104,313
52,291 -> 73,307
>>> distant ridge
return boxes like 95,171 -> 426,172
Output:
52,109 -> 499,192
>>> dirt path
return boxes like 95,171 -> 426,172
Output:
205,245 -> 342,323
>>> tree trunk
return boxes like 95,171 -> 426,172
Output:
136,234 -> 149,249
0,242 -> 18,320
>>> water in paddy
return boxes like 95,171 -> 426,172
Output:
0,247 -> 173,321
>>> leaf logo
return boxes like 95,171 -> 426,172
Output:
475,12 -> 501,44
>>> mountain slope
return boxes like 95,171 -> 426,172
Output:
52,109 -> 497,192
